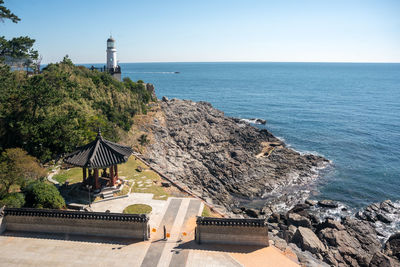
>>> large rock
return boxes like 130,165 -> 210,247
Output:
288,243 -> 330,267
357,200 -> 399,225
369,252 -> 399,267
291,226 -> 326,254
318,199 -> 339,208
385,233 -> 400,261
287,212 -> 312,228
244,208 -> 259,218
317,217 -> 381,266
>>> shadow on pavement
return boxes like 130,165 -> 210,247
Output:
1,230 -> 143,246
174,240 -> 266,253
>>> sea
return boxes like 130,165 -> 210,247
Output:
88,62 -> 400,210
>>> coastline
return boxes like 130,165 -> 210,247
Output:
134,98 -> 329,214
122,97 -> 400,266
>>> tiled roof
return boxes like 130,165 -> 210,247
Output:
196,216 -> 267,227
63,130 -> 133,169
4,208 -> 148,222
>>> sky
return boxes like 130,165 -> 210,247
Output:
2,0 -> 400,64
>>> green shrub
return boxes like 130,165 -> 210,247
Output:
23,181 -> 65,209
0,193 -> 25,208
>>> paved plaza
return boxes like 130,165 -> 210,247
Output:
0,194 -> 299,267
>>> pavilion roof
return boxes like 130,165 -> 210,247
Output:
63,130 -> 133,169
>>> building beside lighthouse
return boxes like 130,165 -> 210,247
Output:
106,36 -> 121,81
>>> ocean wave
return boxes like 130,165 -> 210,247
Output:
240,118 -> 266,125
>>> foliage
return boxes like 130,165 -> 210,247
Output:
123,204 -> 152,214
23,181 -> 65,209
0,36 -> 38,63
0,192 -> 25,208
0,1 -> 37,66
0,59 -> 154,161
0,148 -> 45,197
138,134 -> 150,146
202,205 -> 212,217
0,0 -> 20,23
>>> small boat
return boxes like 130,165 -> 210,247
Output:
174,71 -> 180,74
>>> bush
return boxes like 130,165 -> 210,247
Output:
0,148 -> 45,196
23,181 -> 65,209
0,193 -> 25,208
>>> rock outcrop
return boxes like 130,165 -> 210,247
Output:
133,98 -> 400,266
385,233 -> 400,261
268,199 -> 400,267
143,99 -> 329,212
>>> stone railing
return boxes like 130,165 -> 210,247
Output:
0,207 -> 149,240
195,216 -> 269,246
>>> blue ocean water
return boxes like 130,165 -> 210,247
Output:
93,62 -> 400,208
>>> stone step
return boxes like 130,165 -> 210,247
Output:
102,192 -> 114,198
103,194 -> 114,199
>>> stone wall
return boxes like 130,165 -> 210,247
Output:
0,217 -> 5,234
1,208 -> 150,240
0,206 -> 5,234
195,217 -> 269,246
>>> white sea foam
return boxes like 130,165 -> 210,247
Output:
239,118 -> 266,125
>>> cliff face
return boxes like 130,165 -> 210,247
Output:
142,99 -> 329,212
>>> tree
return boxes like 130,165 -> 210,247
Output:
0,36 -> 38,65
0,148 -> 45,197
0,2 -> 38,66
32,54 -> 43,74
0,0 -> 20,23
23,181 -> 65,209
0,192 -> 25,208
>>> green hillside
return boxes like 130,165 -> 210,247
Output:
0,56 -> 154,161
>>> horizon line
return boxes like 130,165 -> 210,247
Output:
66,60 -> 400,65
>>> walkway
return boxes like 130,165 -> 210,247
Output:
90,193 -> 167,228
0,194 -> 299,266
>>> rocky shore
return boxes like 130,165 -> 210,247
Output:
143,98 -> 329,213
267,199 -> 400,266
139,98 -> 399,266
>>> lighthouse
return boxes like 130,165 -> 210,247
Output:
106,36 -> 121,81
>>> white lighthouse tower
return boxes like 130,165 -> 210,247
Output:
106,36 -> 121,81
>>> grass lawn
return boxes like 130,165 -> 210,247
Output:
202,205 -> 212,217
53,156 -> 171,200
123,204 -> 152,214
119,156 -> 170,200
53,168 -> 82,184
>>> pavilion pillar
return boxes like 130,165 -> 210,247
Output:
94,169 -> 100,189
82,168 -> 87,183
110,165 -> 114,186
114,165 -> 118,180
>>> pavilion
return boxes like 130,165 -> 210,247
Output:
63,130 -> 133,190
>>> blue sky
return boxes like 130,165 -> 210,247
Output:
2,0 -> 400,64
